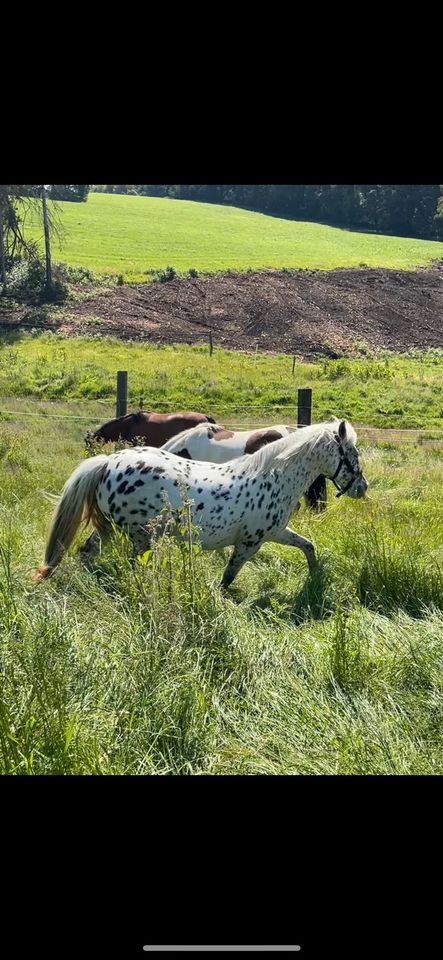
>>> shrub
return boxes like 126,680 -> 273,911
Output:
153,265 -> 178,283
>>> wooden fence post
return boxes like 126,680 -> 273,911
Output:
297,388 -> 312,426
116,371 -> 128,418
297,387 -> 327,510
209,331 -> 213,356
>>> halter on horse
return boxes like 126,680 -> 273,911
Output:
34,418 -> 368,589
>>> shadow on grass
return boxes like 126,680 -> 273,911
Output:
230,558 -> 335,625
289,559 -> 334,623
357,541 -> 443,619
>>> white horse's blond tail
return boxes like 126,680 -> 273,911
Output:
33,455 -> 109,582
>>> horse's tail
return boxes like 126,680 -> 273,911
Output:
33,455 -> 109,582
304,474 -> 327,512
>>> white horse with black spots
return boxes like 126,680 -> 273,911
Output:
34,418 -> 368,589
162,421 -> 327,510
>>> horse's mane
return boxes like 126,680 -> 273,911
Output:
95,410 -> 148,431
237,418 -> 357,476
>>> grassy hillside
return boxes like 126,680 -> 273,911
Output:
1,335 -> 443,429
21,193 -> 443,282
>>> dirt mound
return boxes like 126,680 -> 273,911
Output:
2,266 -> 443,357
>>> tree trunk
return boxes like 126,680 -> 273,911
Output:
0,207 -> 6,293
41,187 -> 52,290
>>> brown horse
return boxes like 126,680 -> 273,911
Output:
86,410 -> 217,449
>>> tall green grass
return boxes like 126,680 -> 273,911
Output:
1,333 -> 443,428
1,414 -> 443,774
21,192 -> 443,282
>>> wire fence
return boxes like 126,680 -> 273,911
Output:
1,406 -> 443,443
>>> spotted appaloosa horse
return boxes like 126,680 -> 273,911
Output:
86,410 -> 216,448
34,419 -> 367,589
162,422 -> 327,511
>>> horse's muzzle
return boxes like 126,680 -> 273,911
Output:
349,476 -> 369,499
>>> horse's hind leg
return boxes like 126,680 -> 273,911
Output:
220,542 -> 260,589
269,526 -> 317,573
79,530 -> 101,561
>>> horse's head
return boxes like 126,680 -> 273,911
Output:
329,419 -> 368,500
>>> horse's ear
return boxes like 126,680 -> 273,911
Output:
338,420 -> 347,441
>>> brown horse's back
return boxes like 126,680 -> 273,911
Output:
89,410 -> 216,446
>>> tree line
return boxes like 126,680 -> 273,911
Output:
92,184 -> 443,240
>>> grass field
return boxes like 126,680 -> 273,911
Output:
1,404 -> 443,774
21,193 -> 443,282
3,196 -> 442,776
1,334 -> 443,429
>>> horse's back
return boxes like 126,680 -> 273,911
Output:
91,410 -> 213,445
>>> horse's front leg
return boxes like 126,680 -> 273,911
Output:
268,526 -> 317,573
220,541 -> 261,589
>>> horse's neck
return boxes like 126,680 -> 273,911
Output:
279,438 -> 330,499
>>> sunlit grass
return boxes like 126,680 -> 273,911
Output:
20,192 -> 443,282
1,413 -> 443,774
1,334 -> 443,429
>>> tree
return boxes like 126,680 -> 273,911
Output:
0,187 -> 7,291
51,185 -> 89,202
0,184 -> 83,296
434,186 -> 443,239
41,185 -> 53,290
